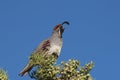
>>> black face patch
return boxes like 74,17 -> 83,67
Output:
60,26 -> 64,38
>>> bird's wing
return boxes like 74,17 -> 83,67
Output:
19,39 -> 51,76
33,39 -> 51,54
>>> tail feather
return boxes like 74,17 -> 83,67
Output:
19,63 -> 33,76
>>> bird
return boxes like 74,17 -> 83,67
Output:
19,21 -> 70,76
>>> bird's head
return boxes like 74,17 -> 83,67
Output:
52,21 -> 70,38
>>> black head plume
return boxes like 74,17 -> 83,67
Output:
61,21 -> 70,26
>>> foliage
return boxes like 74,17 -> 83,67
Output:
29,53 -> 94,80
0,52 -> 94,80
0,68 -> 8,80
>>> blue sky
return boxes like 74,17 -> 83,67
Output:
0,0 -> 120,80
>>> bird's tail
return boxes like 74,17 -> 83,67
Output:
19,63 -> 33,76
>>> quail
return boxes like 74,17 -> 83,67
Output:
19,21 -> 70,76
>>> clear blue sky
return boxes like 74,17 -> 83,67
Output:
0,0 -> 120,80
